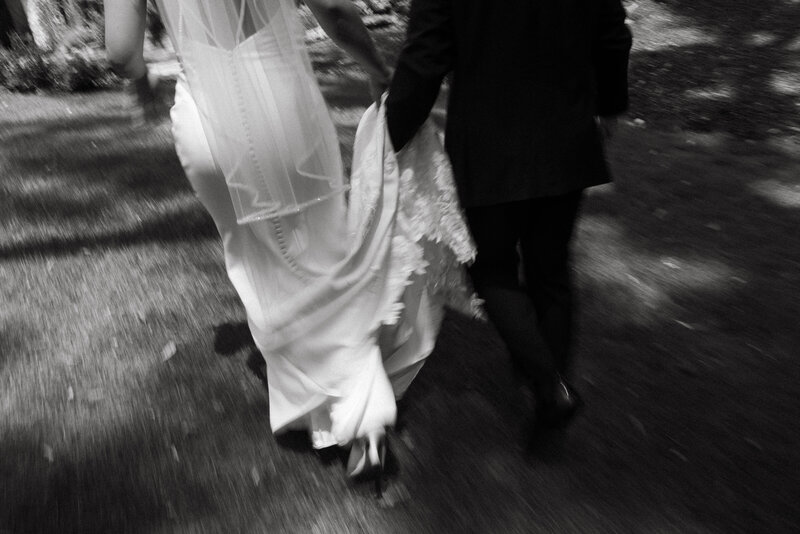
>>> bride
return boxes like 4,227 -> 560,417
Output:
105,0 -> 475,489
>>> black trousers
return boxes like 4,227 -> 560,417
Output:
466,190 -> 583,398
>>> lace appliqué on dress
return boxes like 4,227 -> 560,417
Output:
380,113 -> 484,324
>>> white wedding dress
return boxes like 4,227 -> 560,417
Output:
156,0 -> 476,447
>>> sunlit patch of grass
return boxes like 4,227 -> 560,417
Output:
749,178 -> 800,208
628,1 -> 722,52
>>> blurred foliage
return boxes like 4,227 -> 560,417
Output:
0,35 -> 49,92
17,0 -> 103,50
2,0 -> 165,50
47,46 -> 119,91
146,0 -> 166,47
0,34 -> 117,92
357,0 -> 411,15
0,0 -> 169,92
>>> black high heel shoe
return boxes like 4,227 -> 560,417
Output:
346,430 -> 387,498
535,378 -> 583,430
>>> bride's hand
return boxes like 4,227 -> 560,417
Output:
369,76 -> 389,106
127,71 -> 163,126
368,65 -> 391,106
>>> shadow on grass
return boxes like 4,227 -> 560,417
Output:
0,430 -> 217,533
1,116 -> 183,219
0,205 -> 216,259
626,0 -> 800,137
212,322 -> 255,357
0,102 -> 216,258
0,317 -> 39,373
1,326 -> 307,532
386,133 -> 800,529
0,73 -> 209,258
558,126 -> 800,532
0,74 -> 375,260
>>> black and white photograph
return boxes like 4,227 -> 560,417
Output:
1,0 -> 798,532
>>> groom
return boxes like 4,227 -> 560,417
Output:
386,0 -> 632,435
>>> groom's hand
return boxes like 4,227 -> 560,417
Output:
127,70 -> 166,127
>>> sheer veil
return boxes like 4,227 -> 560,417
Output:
155,0 -> 347,224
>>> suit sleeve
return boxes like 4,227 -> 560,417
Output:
385,0 -> 455,151
594,0 -> 633,117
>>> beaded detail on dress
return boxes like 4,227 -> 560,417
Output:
156,0 -> 347,225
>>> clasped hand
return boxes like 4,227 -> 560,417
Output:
127,71 -> 167,127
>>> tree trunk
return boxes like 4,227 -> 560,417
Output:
1,2 -> 14,47
1,0 -> 32,47
23,0 -> 69,50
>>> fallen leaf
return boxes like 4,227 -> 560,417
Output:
379,481 -> 412,508
626,274 -> 642,285
67,386 -> 74,402
162,342 -> 177,362
398,431 -> 415,452
628,414 -> 646,437
653,208 -> 669,220
669,448 -> 689,463
171,445 -> 180,463
181,420 -> 193,437
43,444 -> 54,463
251,466 -> 261,486
165,501 -> 178,520
744,438 -> 764,451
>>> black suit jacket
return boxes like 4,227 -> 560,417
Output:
386,0 -> 633,207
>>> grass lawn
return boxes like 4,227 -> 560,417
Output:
1,2 -> 799,533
